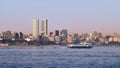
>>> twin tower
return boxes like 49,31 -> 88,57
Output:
33,18 -> 48,39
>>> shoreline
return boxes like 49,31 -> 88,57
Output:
0,44 -> 120,47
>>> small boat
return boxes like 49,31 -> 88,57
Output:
68,42 -> 93,48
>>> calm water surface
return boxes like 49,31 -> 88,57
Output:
0,45 -> 120,68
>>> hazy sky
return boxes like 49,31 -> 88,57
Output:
0,0 -> 120,34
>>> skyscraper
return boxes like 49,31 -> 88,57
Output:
33,18 -> 39,39
41,19 -> 48,36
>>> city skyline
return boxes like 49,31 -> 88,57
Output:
0,0 -> 120,34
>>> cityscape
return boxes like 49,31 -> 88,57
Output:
0,18 -> 120,46
0,0 -> 120,68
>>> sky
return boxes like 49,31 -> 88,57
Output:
0,0 -> 120,34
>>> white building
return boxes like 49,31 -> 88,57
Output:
33,18 -> 39,39
55,36 -> 60,44
41,19 -> 48,36
2,30 -> 12,40
0,33 -> 2,40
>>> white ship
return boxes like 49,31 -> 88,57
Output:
68,42 -> 93,48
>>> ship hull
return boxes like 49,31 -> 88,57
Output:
68,45 -> 93,49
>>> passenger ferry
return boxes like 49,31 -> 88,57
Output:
68,42 -> 93,48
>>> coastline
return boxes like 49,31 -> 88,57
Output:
0,44 -> 120,47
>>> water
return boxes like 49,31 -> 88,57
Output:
0,45 -> 120,68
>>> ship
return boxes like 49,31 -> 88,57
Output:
67,42 -> 93,48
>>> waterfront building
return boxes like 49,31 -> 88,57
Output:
41,19 -> 48,36
15,32 -> 19,40
99,37 -> 106,44
118,37 -> 120,42
60,29 -> 67,37
19,32 -> 24,40
113,36 -> 119,42
2,30 -> 12,40
60,29 -> 68,44
11,32 -> 16,41
73,34 -> 79,39
55,30 -> 59,36
108,36 -> 113,43
49,36 -> 55,42
50,32 -> 53,37
73,33 -> 80,43
55,36 -> 60,44
11,32 -> 23,41
67,34 -> 73,43
0,33 -> 2,40
33,18 -> 39,39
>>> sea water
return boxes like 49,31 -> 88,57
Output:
0,45 -> 120,68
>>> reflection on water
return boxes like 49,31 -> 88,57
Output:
0,45 -> 120,68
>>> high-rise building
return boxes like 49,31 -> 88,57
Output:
19,32 -> 24,40
55,30 -> 59,36
60,29 -> 68,44
41,19 -> 48,36
60,29 -> 68,38
15,32 -> 19,40
0,33 -> 2,40
2,30 -> 12,40
33,18 -> 39,39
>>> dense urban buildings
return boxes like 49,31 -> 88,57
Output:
0,19 -> 120,46
1,30 -> 120,46
33,18 -> 39,40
